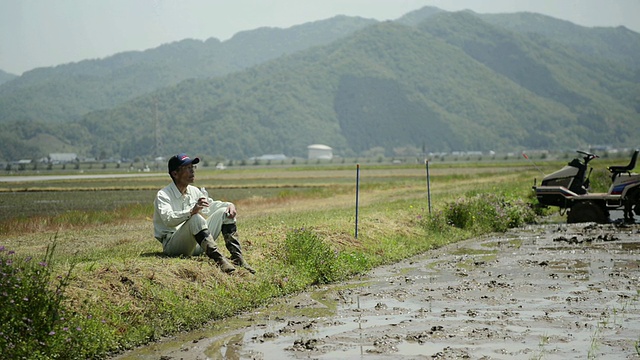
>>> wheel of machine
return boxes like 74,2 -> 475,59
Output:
567,201 -> 607,224
627,188 -> 640,217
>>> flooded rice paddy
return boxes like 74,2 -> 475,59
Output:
114,222 -> 640,359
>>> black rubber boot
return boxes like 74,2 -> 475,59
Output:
200,234 -> 235,274
206,245 -> 236,274
221,226 -> 255,274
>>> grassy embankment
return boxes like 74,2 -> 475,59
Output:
1,162 -> 549,358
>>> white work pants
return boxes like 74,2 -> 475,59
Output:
162,204 -> 234,257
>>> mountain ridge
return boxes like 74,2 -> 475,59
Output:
0,7 -> 638,161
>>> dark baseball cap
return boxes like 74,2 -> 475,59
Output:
168,153 -> 200,173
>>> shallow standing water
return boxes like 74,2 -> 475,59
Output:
113,222 -> 640,359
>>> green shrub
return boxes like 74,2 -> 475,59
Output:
441,193 -> 535,233
0,242 -> 115,359
283,228 -> 341,285
420,209 -> 455,234
336,251 -> 371,276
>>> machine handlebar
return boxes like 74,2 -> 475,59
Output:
576,150 -> 598,164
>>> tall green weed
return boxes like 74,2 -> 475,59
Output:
282,228 -> 371,285
427,193 -> 536,233
0,241 -> 115,359
283,228 -> 341,285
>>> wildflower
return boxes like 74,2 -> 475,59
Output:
48,331 -> 55,336
39,261 -> 48,267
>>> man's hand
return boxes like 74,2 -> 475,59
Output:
225,203 -> 237,219
191,197 -> 209,216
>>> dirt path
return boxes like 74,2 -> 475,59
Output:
114,222 -> 640,359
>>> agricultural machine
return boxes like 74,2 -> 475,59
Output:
532,149 -> 640,223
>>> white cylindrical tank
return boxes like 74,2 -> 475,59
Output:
308,144 -> 333,160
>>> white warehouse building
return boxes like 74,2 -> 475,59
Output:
307,144 -> 333,160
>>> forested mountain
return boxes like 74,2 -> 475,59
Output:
1,7 -> 639,161
399,7 -> 640,70
0,15 -> 375,125
73,13 -> 640,159
478,12 -> 640,70
0,70 -> 16,86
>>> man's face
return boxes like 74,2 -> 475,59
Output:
172,164 -> 196,186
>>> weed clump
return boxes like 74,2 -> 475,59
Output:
423,193 -> 536,233
283,228 -> 341,284
0,242 -> 115,359
282,227 -> 373,286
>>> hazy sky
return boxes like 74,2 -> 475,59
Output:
1,0 -> 639,75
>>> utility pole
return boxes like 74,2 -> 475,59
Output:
154,97 -> 161,158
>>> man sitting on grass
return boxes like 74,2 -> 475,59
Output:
153,153 -> 255,274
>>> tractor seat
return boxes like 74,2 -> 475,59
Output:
608,149 -> 638,179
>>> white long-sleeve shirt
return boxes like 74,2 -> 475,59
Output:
153,182 -> 229,241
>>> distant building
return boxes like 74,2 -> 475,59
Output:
10,159 -> 32,170
251,154 -> 287,161
48,153 -> 77,163
308,144 -> 333,160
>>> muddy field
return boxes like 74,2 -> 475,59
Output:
115,222 -> 640,360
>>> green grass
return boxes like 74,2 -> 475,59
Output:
0,162 -> 542,358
